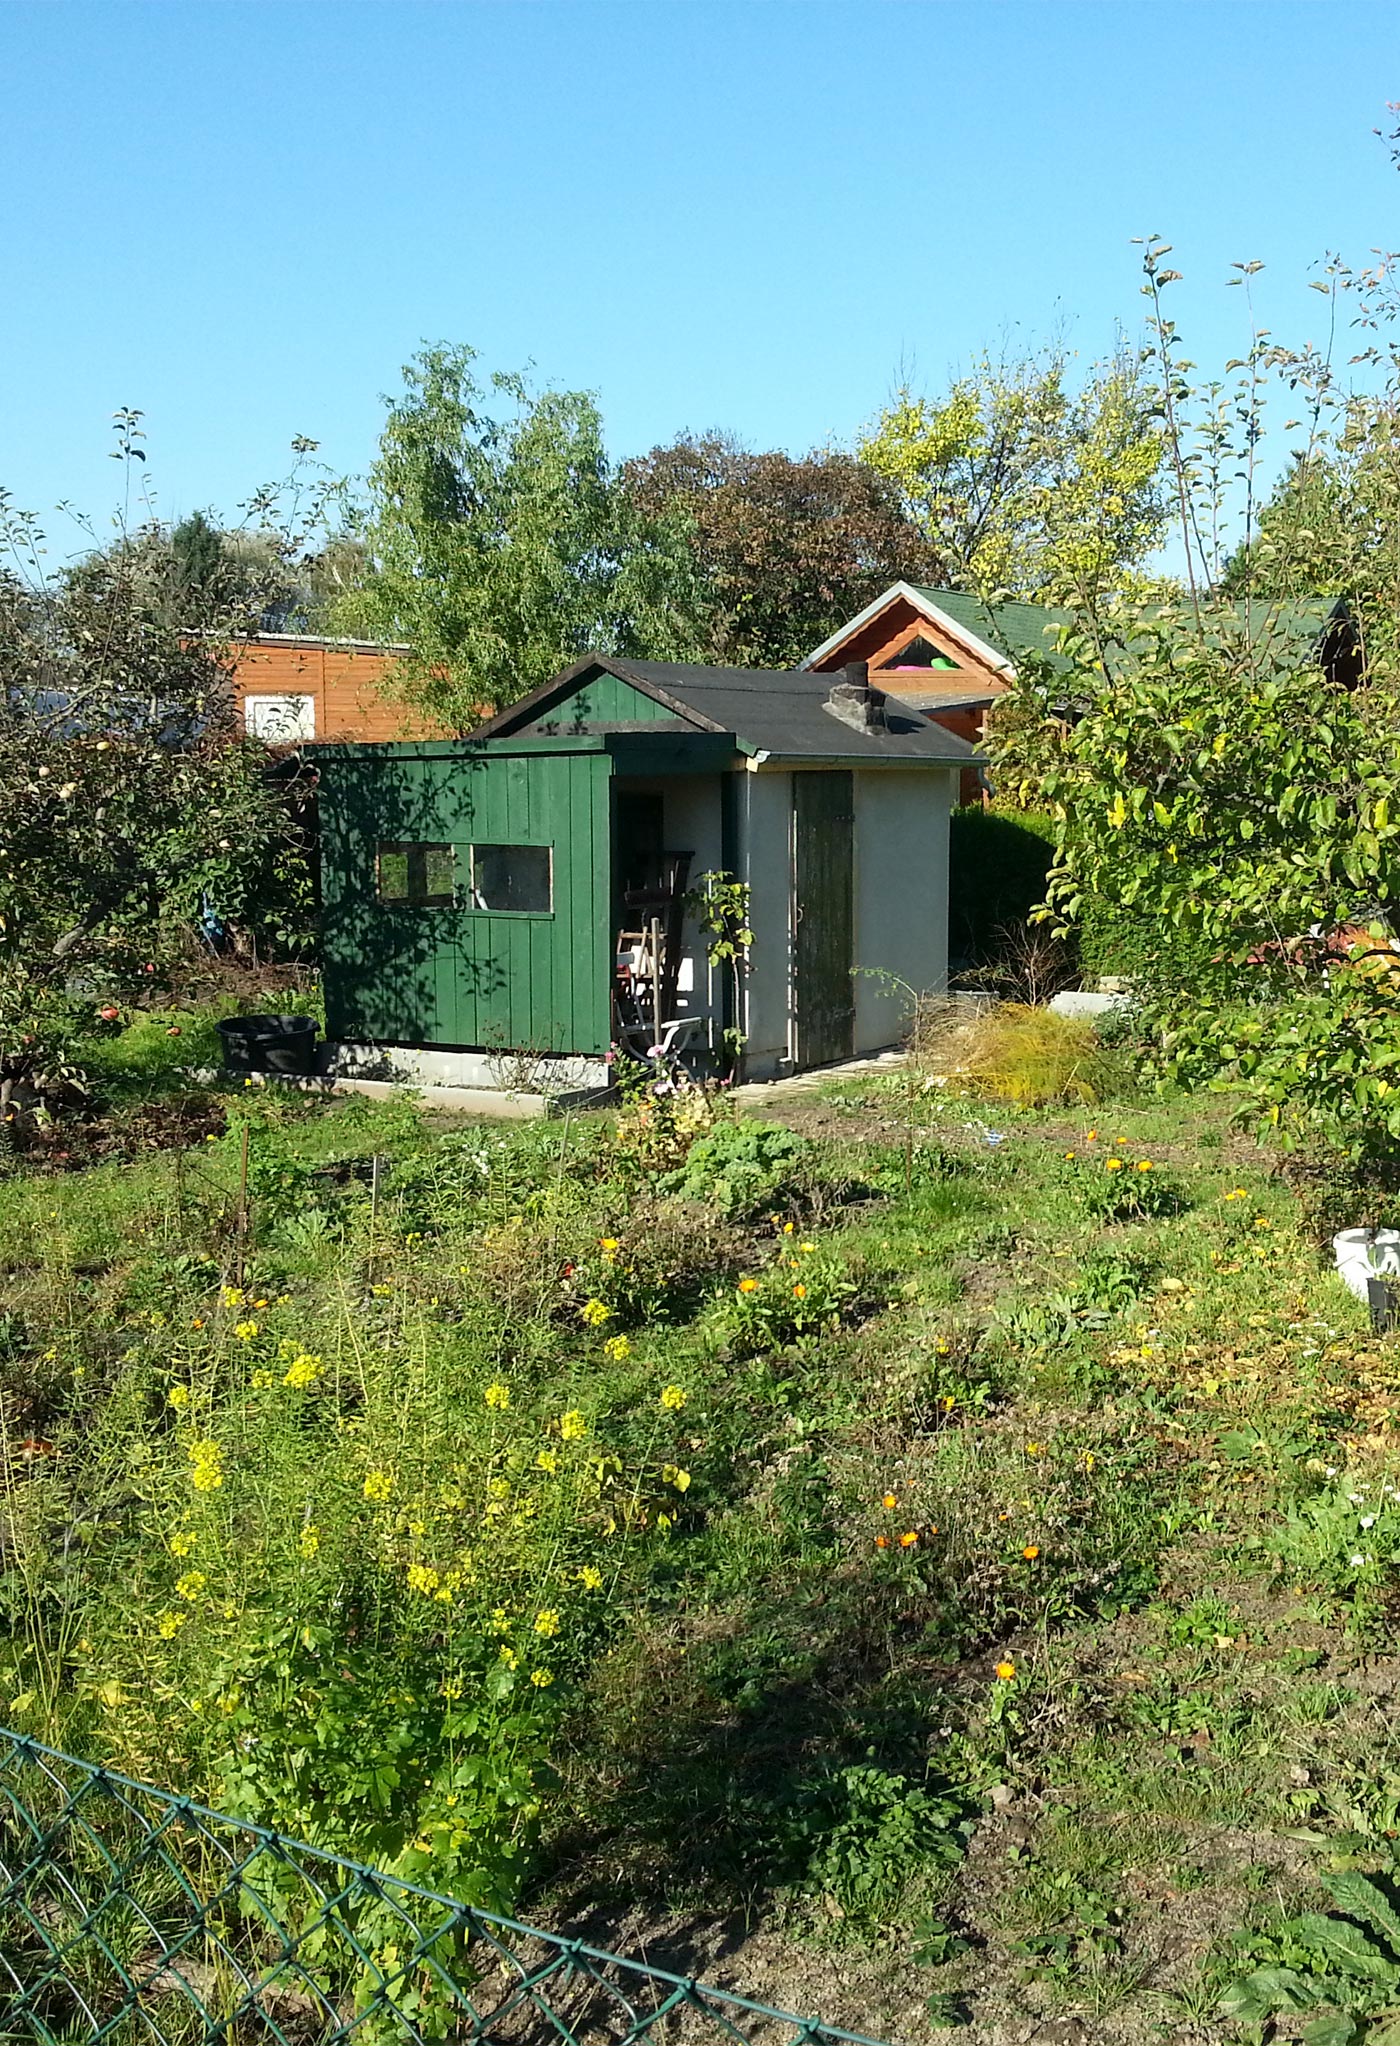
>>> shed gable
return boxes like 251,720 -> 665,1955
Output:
491,664 -> 707,738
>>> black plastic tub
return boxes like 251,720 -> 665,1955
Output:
215,1014 -> 318,1077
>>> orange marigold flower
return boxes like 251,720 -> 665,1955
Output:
882,1493 -> 897,1510
737,1277 -> 759,1294
899,1530 -> 918,1547
1137,1159 -> 1153,1172
875,1534 -> 889,1549
792,1283 -> 807,1299
1022,1544 -> 1040,1561
996,1660 -> 1016,1681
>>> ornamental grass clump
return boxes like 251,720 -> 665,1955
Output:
918,1002 -> 1124,1110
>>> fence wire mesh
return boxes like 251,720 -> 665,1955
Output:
0,1729 -> 891,2046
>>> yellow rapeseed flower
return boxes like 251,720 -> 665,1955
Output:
484,1381 -> 511,1410
233,1320 -> 259,1340
530,1668 -> 554,1688
299,1525 -> 320,1560
782,1221 -> 795,1235
660,1384 -> 687,1411
580,1298 -> 612,1327
167,1385 -> 190,1411
536,1449 -> 559,1474
187,1440 -> 223,1493
251,1369 -> 274,1390
602,1334 -> 631,1362
560,1410 -> 587,1441
533,1609 -> 561,1638
220,1287 -> 244,1308
363,1470 -> 393,1503
578,1565 -> 603,1591
282,1353 -> 323,1389
157,1611 -> 185,1641
407,1563 -> 440,1595
600,1237 -> 620,1261
174,1571 -> 206,1602
168,1530 -> 197,1558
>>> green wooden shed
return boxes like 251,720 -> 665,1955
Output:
308,655 -> 981,1085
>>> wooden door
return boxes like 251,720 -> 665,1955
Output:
792,771 -> 854,1069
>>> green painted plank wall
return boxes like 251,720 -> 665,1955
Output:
319,749 -> 613,1054
520,672 -> 681,731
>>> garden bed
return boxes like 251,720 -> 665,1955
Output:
3,1075 -> 1400,2043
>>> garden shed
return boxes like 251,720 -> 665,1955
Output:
309,655 -> 980,1086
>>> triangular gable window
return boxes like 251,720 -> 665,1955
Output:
878,634 -> 959,671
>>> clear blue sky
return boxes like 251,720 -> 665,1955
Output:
4,0 -> 1399,552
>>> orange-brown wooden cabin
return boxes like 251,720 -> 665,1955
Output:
225,633 -> 448,745
803,582 -> 1073,805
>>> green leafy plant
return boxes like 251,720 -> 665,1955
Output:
664,1117 -> 809,1219
1220,1869 -> 1400,2043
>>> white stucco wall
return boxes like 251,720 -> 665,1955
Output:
851,767 -> 953,1054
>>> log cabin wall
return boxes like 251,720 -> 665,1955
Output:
809,598 -> 1003,804
228,639 -> 450,744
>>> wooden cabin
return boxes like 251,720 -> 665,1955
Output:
803,583 -> 1075,804
225,633 -> 447,744
308,654 -> 981,1086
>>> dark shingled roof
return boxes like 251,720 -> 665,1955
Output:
475,656 -> 983,764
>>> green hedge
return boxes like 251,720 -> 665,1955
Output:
948,808 -> 1058,966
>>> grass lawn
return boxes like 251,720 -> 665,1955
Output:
4,1062 -> 1400,2044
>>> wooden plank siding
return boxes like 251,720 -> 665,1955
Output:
228,641 -> 450,744
318,748 -> 613,1055
514,669 -> 689,732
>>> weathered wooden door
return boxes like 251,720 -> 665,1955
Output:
792,770 -> 854,1069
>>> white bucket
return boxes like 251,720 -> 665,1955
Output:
1333,1227 -> 1400,1303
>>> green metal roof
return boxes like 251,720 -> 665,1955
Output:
907,587 -> 1078,671
908,586 -> 1347,677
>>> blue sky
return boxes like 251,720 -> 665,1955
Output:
4,0 -> 1399,556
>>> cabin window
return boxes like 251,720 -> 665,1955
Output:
878,635 -> 959,672
376,842 -> 456,906
470,843 -> 553,914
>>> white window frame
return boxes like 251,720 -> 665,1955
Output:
244,693 -> 316,742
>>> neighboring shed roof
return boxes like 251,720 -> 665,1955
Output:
803,582 -> 1353,682
473,655 -> 983,764
905,588 -> 1077,671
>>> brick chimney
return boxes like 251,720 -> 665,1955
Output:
824,659 -> 887,733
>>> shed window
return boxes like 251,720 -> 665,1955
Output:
376,842 -> 456,906
470,843 -> 552,914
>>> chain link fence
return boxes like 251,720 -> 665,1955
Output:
0,1729 -> 892,2046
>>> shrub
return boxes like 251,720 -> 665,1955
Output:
917,1002 -> 1123,1110
947,808 -> 1058,968
663,1118 -> 810,1219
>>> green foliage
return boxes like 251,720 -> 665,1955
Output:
1271,1467 -> 1400,1619
618,433 -> 940,668
722,1241 -> 869,1356
664,1118 -> 809,1219
857,345 -> 1167,607
331,345 -> 699,724
782,1761 -> 971,1929
1220,1867 -> 1400,2042
1073,1152 -> 1185,1222
947,808 -> 1058,968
